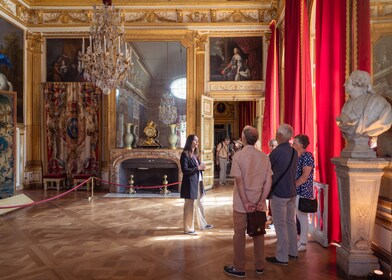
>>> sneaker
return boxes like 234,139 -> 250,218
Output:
289,255 -> 298,261
298,244 -> 306,251
184,231 -> 197,235
203,224 -> 214,230
255,269 -> 264,275
265,256 -> 288,265
223,265 -> 245,278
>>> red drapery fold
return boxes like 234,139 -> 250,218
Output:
238,101 -> 256,133
356,0 -> 371,72
316,0 -> 346,243
262,21 -> 280,152
284,0 -> 315,157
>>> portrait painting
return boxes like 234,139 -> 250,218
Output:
0,17 -> 24,123
210,37 -> 263,82
46,38 -> 87,83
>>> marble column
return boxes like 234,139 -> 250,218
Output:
331,157 -> 388,277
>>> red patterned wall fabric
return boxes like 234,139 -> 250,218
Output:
43,82 -> 101,176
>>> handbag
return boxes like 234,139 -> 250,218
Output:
298,197 -> 318,213
246,210 -> 267,237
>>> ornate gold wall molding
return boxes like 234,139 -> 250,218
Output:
195,32 -> 208,52
209,81 -> 264,92
1,3 -> 275,27
26,31 -> 43,54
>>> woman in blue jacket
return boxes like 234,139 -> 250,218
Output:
180,134 -> 213,234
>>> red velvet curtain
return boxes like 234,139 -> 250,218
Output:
284,0 -> 315,157
262,21 -> 280,152
357,0 -> 371,72
316,0 -> 346,243
238,101 -> 256,134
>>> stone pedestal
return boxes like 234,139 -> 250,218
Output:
331,157 -> 388,277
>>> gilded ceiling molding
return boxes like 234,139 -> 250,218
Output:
186,11 -> 208,22
1,5 -> 275,26
216,9 -> 258,22
0,0 -> 13,13
125,10 -> 177,23
370,1 -> 392,19
26,31 -> 43,54
44,10 -> 88,24
176,9 -> 183,23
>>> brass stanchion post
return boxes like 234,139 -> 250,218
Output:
128,174 -> 136,194
160,175 -> 170,195
88,177 -> 95,201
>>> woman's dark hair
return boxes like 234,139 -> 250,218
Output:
183,134 -> 199,157
294,134 -> 310,149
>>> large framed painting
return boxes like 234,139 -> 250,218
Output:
46,38 -> 87,83
0,17 -> 24,123
209,36 -> 263,82
0,90 -> 16,198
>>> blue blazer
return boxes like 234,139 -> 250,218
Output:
180,151 -> 204,199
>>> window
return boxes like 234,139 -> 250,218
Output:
170,77 -> 186,99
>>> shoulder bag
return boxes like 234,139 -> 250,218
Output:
267,147 -> 295,199
298,196 -> 318,213
246,195 -> 267,237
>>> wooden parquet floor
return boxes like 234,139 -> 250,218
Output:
0,180 -> 365,280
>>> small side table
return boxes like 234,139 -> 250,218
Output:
43,174 -> 66,191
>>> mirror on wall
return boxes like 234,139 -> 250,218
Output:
116,41 -> 187,149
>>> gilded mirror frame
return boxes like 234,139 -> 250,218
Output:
122,29 -> 195,134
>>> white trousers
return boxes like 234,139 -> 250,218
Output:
295,195 -> 309,245
183,182 -> 207,232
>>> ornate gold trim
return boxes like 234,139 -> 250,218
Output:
208,81 -> 264,92
26,31 -> 43,54
1,5 -> 275,27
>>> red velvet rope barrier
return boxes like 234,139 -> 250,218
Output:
0,178 -> 91,209
0,177 -> 182,209
94,177 -> 181,189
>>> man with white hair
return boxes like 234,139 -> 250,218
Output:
265,123 -> 299,265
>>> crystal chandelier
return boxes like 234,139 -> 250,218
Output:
79,0 -> 131,95
159,92 -> 178,125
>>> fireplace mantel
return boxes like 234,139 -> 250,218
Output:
110,148 -> 183,190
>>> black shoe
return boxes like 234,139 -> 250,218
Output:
223,265 -> 245,278
265,256 -> 288,265
289,255 -> 298,261
255,269 -> 264,275
203,224 -> 214,230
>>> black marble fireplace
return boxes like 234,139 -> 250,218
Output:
110,148 -> 183,193
119,158 -> 179,192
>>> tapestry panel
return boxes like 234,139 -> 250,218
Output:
44,83 -> 101,176
0,90 -> 16,198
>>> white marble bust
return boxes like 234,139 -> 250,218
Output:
336,70 -> 392,157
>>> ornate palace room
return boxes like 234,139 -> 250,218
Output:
0,0 -> 391,279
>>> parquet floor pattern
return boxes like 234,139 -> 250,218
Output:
0,181 -> 365,280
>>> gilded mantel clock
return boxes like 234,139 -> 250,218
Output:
140,121 -> 162,148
